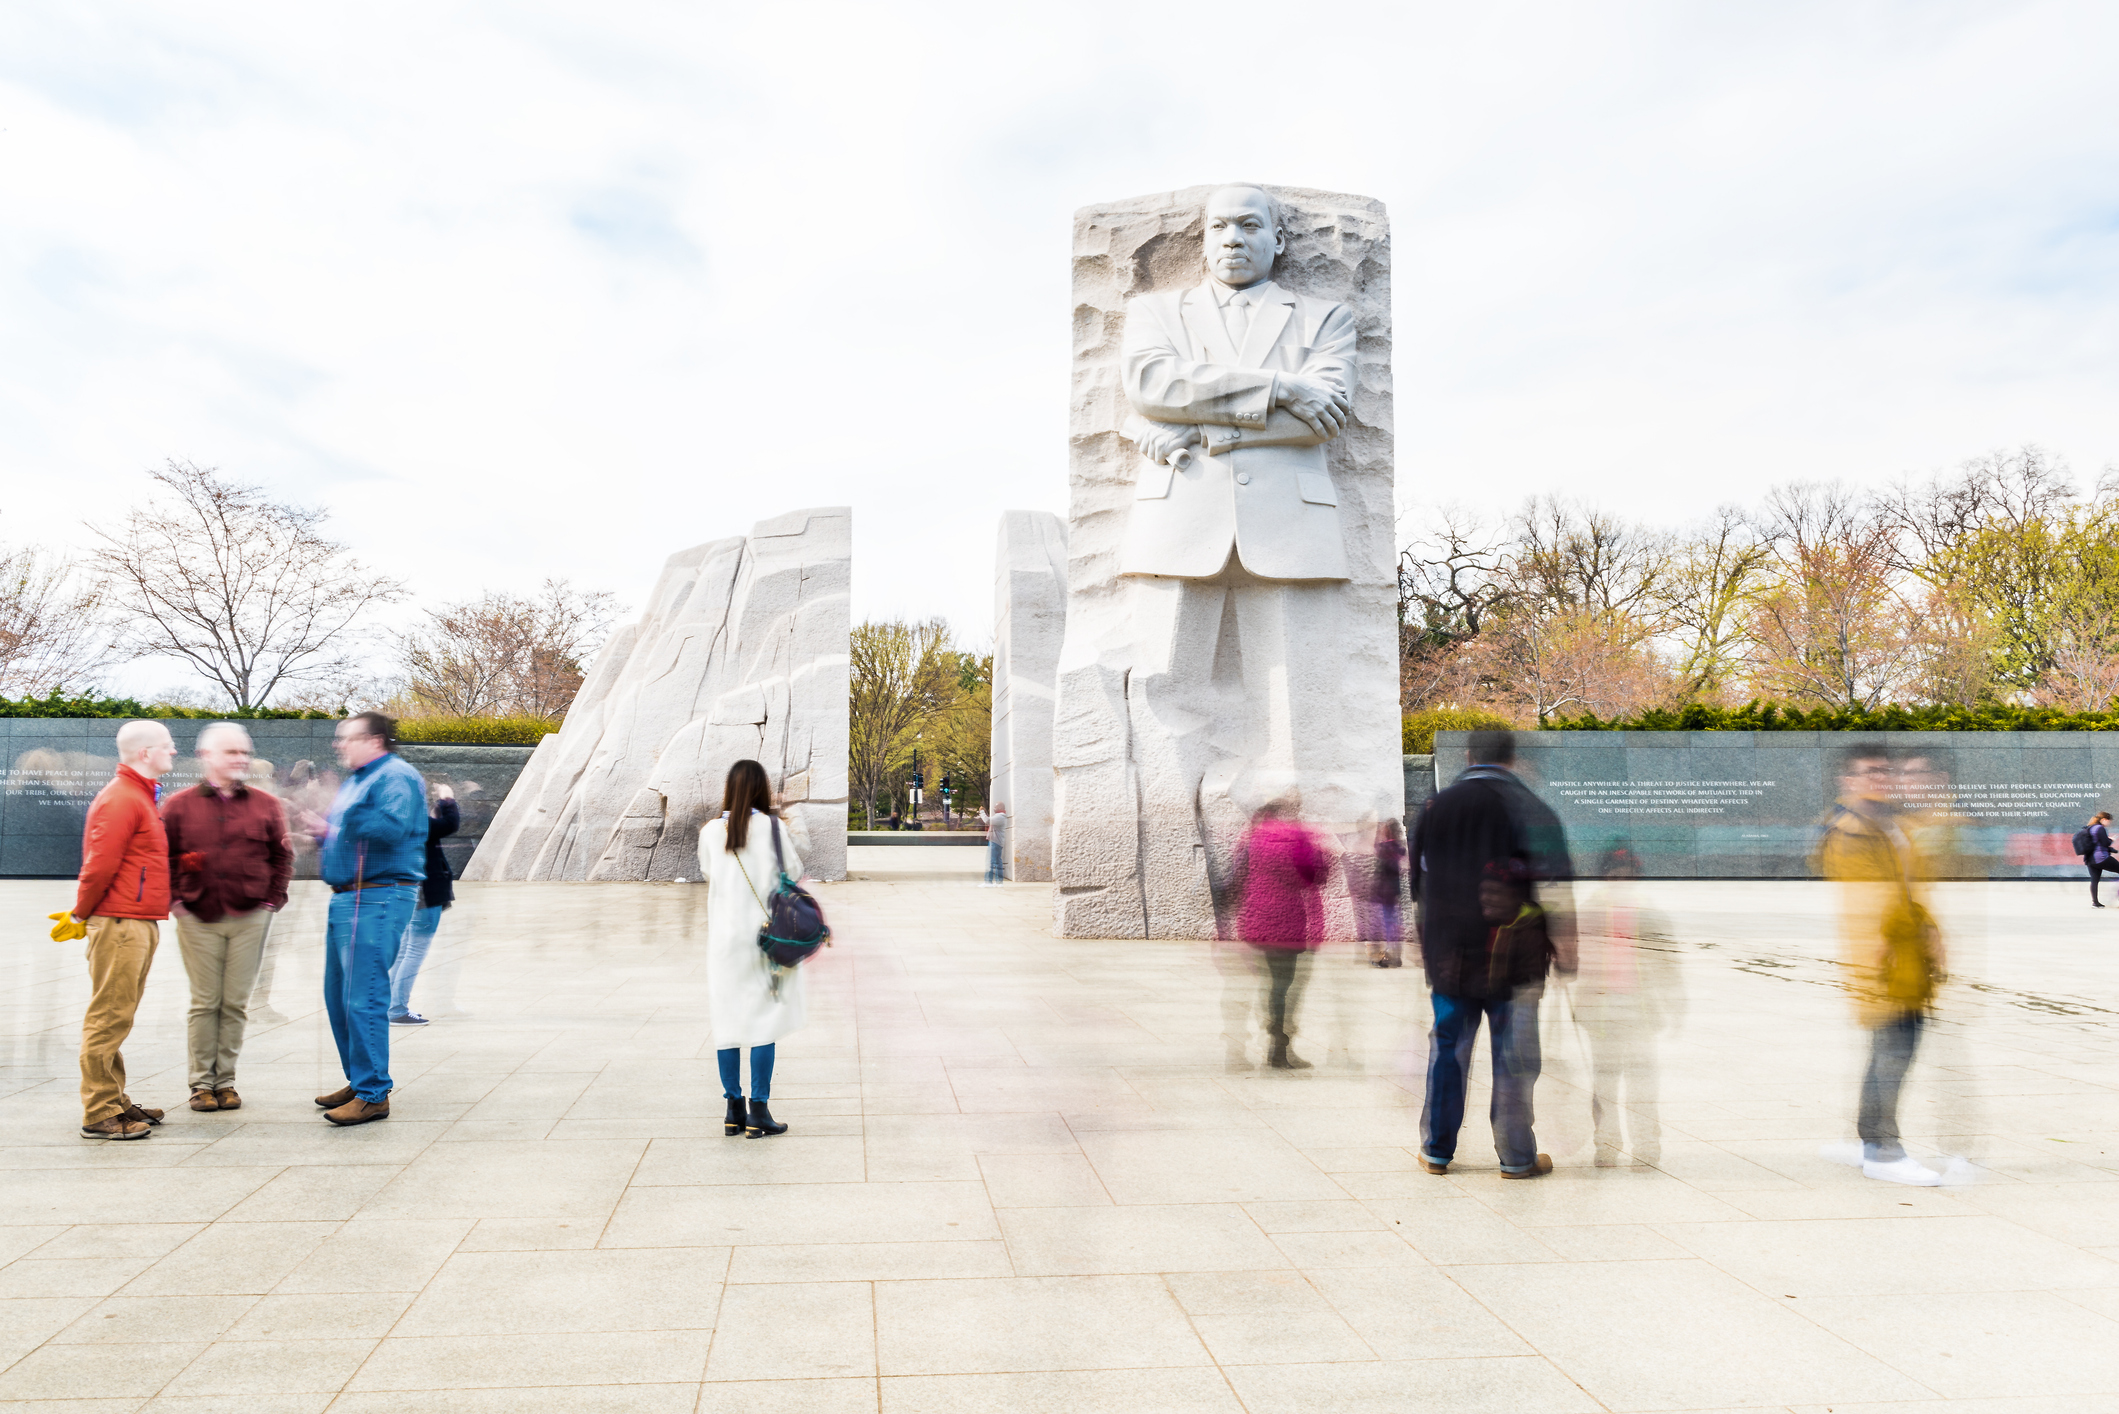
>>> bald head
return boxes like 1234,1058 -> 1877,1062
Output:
114,720 -> 177,781
195,722 -> 255,791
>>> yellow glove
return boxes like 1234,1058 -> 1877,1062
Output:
48,911 -> 87,942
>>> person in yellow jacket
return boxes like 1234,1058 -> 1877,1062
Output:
1815,744 -> 1948,1187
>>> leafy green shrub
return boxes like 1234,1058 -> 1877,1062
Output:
396,716 -> 558,745
0,692 -> 330,720
1403,707 -> 1517,754
1545,700 -> 2119,732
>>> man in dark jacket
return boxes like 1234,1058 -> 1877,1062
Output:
70,720 -> 179,1139
162,722 -> 293,1113
1410,729 -> 1576,1178
309,712 -> 427,1126
388,782 -> 459,1026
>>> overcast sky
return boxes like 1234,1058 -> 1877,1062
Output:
4,2 -> 2116,698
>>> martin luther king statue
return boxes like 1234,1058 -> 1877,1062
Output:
1048,184 -> 1400,939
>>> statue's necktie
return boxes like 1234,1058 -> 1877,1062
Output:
1223,294 -> 1250,347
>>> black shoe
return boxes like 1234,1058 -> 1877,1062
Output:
1267,1038 -> 1312,1071
746,1099 -> 788,1137
724,1097 -> 746,1136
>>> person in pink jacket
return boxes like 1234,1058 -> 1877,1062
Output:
1233,796 -> 1330,1069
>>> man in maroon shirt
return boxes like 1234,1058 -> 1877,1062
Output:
161,722 -> 293,1112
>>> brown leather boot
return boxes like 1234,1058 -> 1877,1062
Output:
214,1089 -> 242,1111
117,1100 -> 163,1125
81,1115 -> 152,1140
189,1090 -> 220,1112
323,1095 -> 390,1126
315,1085 -> 355,1109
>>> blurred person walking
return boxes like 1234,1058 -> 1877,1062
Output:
69,720 -> 179,1140
1365,817 -> 1408,967
310,713 -> 427,1127
1817,744 -> 1948,1186
388,782 -> 459,1026
1574,847 -> 1682,1166
1232,796 -> 1329,1070
161,723 -> 292,1113
702,759 -> 806,1138
1411,729 -> 1576,1178
2076,811 -> 2115,908
982,803 -> 1007,885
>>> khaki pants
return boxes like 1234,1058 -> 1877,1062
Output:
176,908 -> 271,1092
80,917 -> 160,1125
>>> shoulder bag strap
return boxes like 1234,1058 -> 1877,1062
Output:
732,825 -> 771,916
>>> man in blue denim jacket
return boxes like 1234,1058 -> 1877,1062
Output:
312,712 -> 427,1126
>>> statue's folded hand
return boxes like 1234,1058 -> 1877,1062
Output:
1276,375 -> 1349,439
1132,420 -> 1201,463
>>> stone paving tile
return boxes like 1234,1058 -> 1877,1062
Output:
0,875 -> 2116,1405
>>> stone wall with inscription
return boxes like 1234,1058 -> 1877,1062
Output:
0,719 -> 533,879
1432,730 -> 2117,879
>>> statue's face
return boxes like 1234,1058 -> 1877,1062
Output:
1203,187 -> 1281,289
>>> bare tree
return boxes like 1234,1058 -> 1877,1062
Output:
1654,506 -> 1769,700
87,461 -> 407,710
397,580 -> 617,719
1748,482 -> 1926,709
1398,506 -> 1513,643
1510,496 -> 1669,628
848,618 -> 954,829
0,541 -> 124,696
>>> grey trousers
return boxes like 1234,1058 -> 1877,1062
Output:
176,908 -> 272,1091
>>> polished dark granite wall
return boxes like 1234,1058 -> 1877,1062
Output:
1431,730 -> 2116,879
0,719 -> 536,878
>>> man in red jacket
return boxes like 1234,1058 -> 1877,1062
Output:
72,719 -> 178,1139
161,722 -> 293,1113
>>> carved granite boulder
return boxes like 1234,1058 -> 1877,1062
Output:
464,507 -> 850,883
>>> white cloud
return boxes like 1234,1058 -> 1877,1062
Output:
2,1 -> 2115,697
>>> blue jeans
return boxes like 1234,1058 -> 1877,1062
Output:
718,1044 -> 776,1102
986,840 -> 1004,883
1859,1010 -> 1924,1162
1420,988 -> 1544,1172
324,885 -> 417,1101
389,904 -> 444,1018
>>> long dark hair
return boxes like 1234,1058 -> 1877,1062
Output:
721,759 -> 774,851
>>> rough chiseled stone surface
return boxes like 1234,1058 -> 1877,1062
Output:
465,507 -> 850,883
1050,186 -> 1399,938
991,509 -> 1068,882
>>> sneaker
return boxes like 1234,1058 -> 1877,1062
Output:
81,1115 -> 152,1140
389,1012 -> 429,1026
1862,1155 -> 1942,1186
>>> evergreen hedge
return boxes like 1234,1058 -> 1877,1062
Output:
0,692 -> 331,720
0,693 -> 554,743
1544,701 -> 2119,733
396,717 -> 557,745
1403,707 -> 1517,753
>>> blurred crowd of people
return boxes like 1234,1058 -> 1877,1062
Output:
1217,729 -> 1980,1187
62,713 -> 459,1139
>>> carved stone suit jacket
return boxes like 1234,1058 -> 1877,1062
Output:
1118,279 -> 1357,581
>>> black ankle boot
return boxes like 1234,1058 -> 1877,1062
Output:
723,1097 -> 745,1136
746,1099 -> 788,1137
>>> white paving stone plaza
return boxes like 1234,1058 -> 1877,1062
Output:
2,851 -> 2117,1412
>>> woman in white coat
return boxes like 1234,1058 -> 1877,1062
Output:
700,759 -> 805,1137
